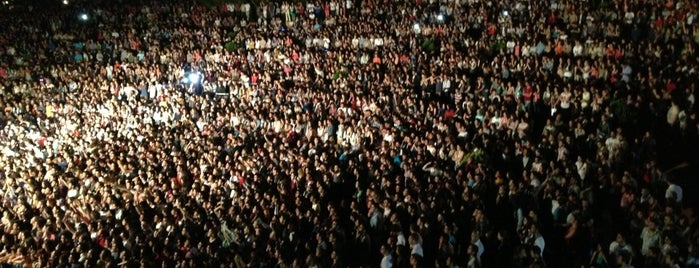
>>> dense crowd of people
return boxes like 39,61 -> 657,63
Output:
0,0 -> 698,267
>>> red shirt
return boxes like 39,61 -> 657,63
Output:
523,86 -> 533,102
251,73 -> 258,84
666,81 -> 676,93
487,25 -> 497,36
614,49 -> 623,59
655,17 -> 663,28
38,137 -> 47,147
131,39 -> 141,50
445,109 -> 455,119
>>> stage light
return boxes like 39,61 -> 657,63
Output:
63,0 -> 69,5
79,13 -> 88,21
502,10 -> 509,17
188,73 -> 200,84
437,14 -> 444,21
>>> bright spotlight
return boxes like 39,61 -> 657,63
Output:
63,0 -> 69,5
502,10 -> 509,17
188,73 -> 200,84
437,14 -> 444,21
79,13 -> 88,21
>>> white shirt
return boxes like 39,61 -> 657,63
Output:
396,233 -> 406,246
573,44 -> 583,56
610,241 -> 632,254
666,183 -> 683,202
534,235 -> 545,254
411,243 -> 424,257
624,11 -> 635,24
380,254 -> 393,268
374,38 -> 384,47
576,160 -> 587,180
474,238 -> 484,257
667,104 -> 679,125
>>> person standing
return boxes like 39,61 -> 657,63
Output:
380,244 -> 393,268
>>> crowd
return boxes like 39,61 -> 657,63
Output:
0,0 -> 698,267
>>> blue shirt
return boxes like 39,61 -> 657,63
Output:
536,42 -> 545,55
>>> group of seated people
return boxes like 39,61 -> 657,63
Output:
0,0 -> 698,267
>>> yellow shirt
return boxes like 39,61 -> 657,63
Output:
46,105 -> 53,118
